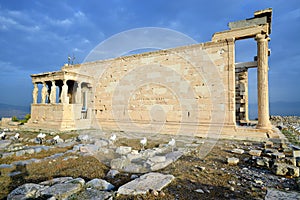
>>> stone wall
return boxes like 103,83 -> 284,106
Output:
63,40 -> 236,134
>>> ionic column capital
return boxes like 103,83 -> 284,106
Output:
255,33 -> 270,41
63,79 -> 68,84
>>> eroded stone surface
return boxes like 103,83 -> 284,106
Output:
265,188 -> 300,200
7,183 -> 43,200
249,150 -> 262,156
117,172 -> 175,195
231,148 -> 244,154
40,183 -> 83,199
272,163 -> 299,177
76,189 -> 113,200
86,178 -> 115,191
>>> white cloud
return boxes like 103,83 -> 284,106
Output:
73,47 -> 83,52
82,38 -> 90,44
0,60 -> 20,73
0,8 -> 41,33
45,16 -> 73,27
75,11 -> 85,19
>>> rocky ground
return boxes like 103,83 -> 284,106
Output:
0,116 -> 300,200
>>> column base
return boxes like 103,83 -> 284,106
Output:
256,124 -> 272,130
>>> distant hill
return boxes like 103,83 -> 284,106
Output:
249,101 -> 300,119
0,103 -> 30,119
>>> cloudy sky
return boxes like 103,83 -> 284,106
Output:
0,0 -> 299,115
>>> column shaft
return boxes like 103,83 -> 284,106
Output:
32,83 -> 38,104
41,82 -> 48,104
256,34 -> 271,129
50,81 -> 56,103
61,80 -> 69,104
76,82 -> 82,104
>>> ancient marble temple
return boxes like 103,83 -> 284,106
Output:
26,9 -> 273,137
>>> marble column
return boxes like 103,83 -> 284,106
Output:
41,82 -> 48,104
50,80 -> 56,104
76,82 -> 82,104
32,83 -> 38,104
255,34 -> 271,130
61,80 -> 69,104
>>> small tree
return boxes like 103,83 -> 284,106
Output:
12,116 -> 18,122
24,114 -> 31,121
20,114 -> 31,124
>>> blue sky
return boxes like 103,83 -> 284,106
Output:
0,0 -> 299,115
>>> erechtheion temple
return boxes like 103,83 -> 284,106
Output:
26,9 -> 276,138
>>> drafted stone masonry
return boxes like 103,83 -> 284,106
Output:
26,8 -> 276,139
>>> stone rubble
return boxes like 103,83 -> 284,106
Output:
7,177 -> 115,200
2,126 -> 300,199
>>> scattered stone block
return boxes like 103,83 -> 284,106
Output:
34,147 -> 42,153
231,148 -> 244,154
110,158 -> 130,170
15,150 -> 25,157
254,179 -> 263,185
265,188 -> 300,200
125,163 -> 148,173
227,157 -> 239,165
1,152 -> 15,158
249,150 -> 262,156
255,157 -> 270,168
272,163 -> 299,177
94,139 -> 109,147
0,164 -> 13,169
25,148 -> 35,155
81,144 -> 99,153
195,189 -> 205,193
165,151 -> 183,162
127,153 -> 142,161
271,152 -> 285,159
293,150 -> 300,158
40,183 -> 83,199
55,138 -> 64,144
150,160 -> 173,171
7,183 -> 44,200
264,141 -> 273,148
130,174 -> 139,179
274,157 -> 296,166
76,189 -> 112,200
264,148 -> 278,154
0,140 -> 11,150
117,172 -> 174,195
149,156 -> 166,163
106,169 -> 120,178
77,134 -> 89,142
66,177 -> 85,186
296,158 -> 300,167
116,146 -> 132,155
141,149 -> 157,157
40,177 -> 73,186
86,179 -> 115,191
280,141 -> 288,149
73,144 -> 83,151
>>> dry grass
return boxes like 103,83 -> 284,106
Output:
0,146 -> 72,165
115,138 -> 161,150
0,154 -> 108,200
